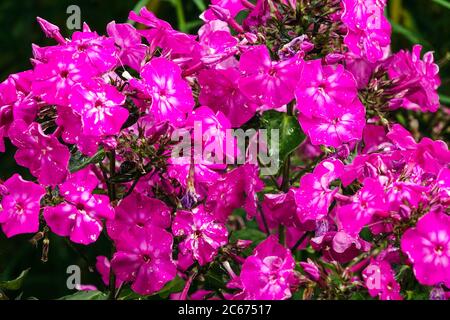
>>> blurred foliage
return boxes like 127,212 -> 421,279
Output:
0,0 -> 449,299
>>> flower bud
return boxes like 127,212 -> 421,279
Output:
36,17 -> 66,44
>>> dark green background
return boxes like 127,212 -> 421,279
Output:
0,0 -> 449,299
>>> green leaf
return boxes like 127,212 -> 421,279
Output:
261,110 -> 305,162
157,276 -> 185,298
69,149 -> 105,173
204,264 -> 227,290
0,268 -> 30,291
433,0 -> 450,10
439,93 -> 450,105
58,290 -> 108,300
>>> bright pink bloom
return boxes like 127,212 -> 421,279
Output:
131,57 -> 194,126
298,99 -> 366,148
206,164 -> 264,222
238,236 -> 296,300
312,230 -> 371,263
128,8 -> 200,68
0,174 -> 46,237
295,159 -> 344,223
32,53 -> 94,105
362,260 -> 403,300
337,178 -> 388,237
57,28 -> 118,73
203,0 -> 246,20
239,45 -> 302,108
70,82 -> 128,137
401,211 -> 450,287
0,78 -> 17,152
111,226 -> 177,295
386,45 -> 441,112
187,106 -> 233,165
198,68 -> 257,127
172,206 -> 228,265
295,60 -> 358,118
8,120 -> 70,186
342,0 -> 391,63
261,190 -> 298,228
56,106 -> 99,156
198,21 -> 238,66
106,22 -> 147,71
107,191 -> 171,240
43,168 -> 114,244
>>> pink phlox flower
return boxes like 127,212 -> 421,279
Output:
0,174 -> 46,237
172,205 -> 228,265
43,167 -> 114,244
8,120 -> 70,186
111,226 -> 177,295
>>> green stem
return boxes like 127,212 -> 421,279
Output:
278,102 -> 294,245
107,151 -> 117,300
172,0 -> 187,33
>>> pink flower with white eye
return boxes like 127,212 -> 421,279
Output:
111,226 -> 177,296
295,60 -> 358,118
237,236 -> 296,300
8,120 -> 70,186
206,164 -> 264,222
198,20 -> 238,66
106,22 -> 147,71
401,211 -> 450,288
107,191 -> 171,240
43,168 -> 115,245
32,52 -> 95,105
386,45 -> 441,113
294,159 -> 344,223
0,174 -> 46,238
70,82 -> 128,137
186,106 -> 234,166
337,178 -> 388,237
239,45 -> 302,109
342,0 -> 391,63
130,57 -> 194,126
172,206 -> 228,266
56,28 -> 118,73
298,99 -> 366,148
198,68 -> 257,128
362,260 -> 403,300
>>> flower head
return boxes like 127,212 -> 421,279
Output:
401,211 -> 450,287
9,120 -> 70,186
172,206 -> 228,265
43,168 -> 114,244
111,226 -> 177,295
237,236 -> 296,300
130,57 -> 194,126
0,174 -> 46,237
